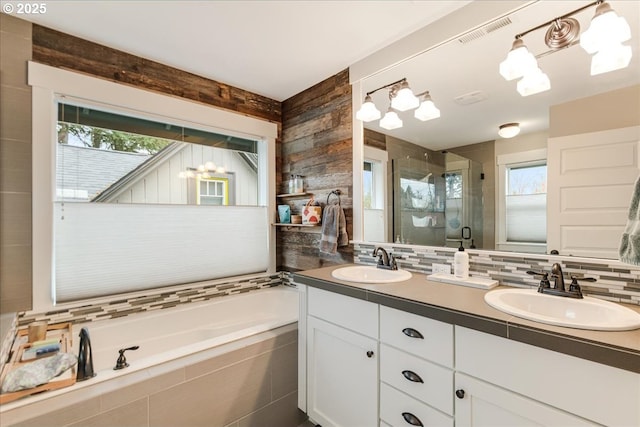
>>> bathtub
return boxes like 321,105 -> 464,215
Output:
1,286 -> 300,426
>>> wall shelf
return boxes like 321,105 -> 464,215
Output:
276,192 -> 310,198
274,223 -> 319,227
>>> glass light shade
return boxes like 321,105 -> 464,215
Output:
379,109 -> 403,130
356,95 -> 381,122
204,161 -> 216,171
580,4 -> 631,54
499,39 -> 538,81
414,99 -> 441,121
391,83 -> 420,112
590,43 -> 632,75
498,123 -> 520,138
516,68 -> 551,97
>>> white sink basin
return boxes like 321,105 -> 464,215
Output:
331,265 -> 412,283
485,288 -> 640,331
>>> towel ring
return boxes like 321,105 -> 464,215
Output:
326,189 -> 341,205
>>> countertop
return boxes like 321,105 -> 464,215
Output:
293,264 -> 640,374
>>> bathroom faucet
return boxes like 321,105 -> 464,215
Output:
373,247 -> 397,270
527,263 -> 596,299
76,327 -> 96,381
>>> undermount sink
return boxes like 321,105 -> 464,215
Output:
485,288 -> 640,331
331,265 -> 412,284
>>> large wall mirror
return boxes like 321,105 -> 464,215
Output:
354,0 -> 640,259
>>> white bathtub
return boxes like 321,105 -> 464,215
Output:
1,286 -> 299,417
76,286 -> 299,373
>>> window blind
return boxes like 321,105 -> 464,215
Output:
54,203 -> 268,302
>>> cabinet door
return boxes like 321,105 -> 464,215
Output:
455,373 -> 598,427
307,316 -> 378,427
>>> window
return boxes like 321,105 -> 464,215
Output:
199,178 -> 228,205
30,62 -> 277,310
496,149 -> 547,253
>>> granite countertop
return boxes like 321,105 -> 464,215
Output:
293,264 -> 640,374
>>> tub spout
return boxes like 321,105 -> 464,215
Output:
76,327 -> 96,381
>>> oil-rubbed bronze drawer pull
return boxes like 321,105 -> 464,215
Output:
402,327 -> 424,339
402,369 -> 424,383
402,412 -> 424,426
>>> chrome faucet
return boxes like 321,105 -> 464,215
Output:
527,263 -> 596,299
372,247 -> 397,270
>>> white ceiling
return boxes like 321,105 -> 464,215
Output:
362,0 -> 640,150
16,0 -> 471,101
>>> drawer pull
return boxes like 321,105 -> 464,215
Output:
366,350 -> 374,358
456,389 -> 466,399
402,412 -> 424,426
402,369 -> 424,383
402,327 -> 424,339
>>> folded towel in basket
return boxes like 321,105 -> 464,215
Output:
320,203 -> 348,254
620,175 -> 640,265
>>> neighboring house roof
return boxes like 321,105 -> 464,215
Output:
92,141 -> 186,202
56,144 -> 150,201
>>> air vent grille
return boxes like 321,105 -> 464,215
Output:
458,17 -> 513,44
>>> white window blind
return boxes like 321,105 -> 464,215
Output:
54,203 -> 268,302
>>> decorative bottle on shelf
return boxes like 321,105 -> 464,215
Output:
288,175 -> 295,194
454,241 -> 469,279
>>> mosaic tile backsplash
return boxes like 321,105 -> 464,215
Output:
355,242 -> 640,305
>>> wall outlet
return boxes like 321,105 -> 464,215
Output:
432,263 -> 451,274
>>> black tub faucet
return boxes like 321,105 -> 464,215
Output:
76,327 -> 96,381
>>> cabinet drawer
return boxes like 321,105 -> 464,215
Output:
380,344 -> 453,415
308,287 -> 378,338
380,305 -> 453,367
380,383 -> 453,427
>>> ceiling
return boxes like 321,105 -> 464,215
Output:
15,0 -> 471,101
362,0 -> 640,150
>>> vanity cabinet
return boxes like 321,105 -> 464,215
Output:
305,287 -> 378,427
379,305 -> 454,426
455,326 -> 640,427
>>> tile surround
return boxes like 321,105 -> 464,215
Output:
355,242 -> 640,305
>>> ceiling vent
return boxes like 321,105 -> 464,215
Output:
458,17 -> 513,44
454,90 -> 488,106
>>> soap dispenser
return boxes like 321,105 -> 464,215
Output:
454,241 -> 469,279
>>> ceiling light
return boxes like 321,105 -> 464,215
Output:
414,92 -> 441,121
544,18 -> 581,49
498,123 -> 521,138
580,1 -> 631,54
355,95 -> 381,122
379,108 -> 402,130
391,80 -> 420,112
499,38 -> 538,81
516,68 -> 551,96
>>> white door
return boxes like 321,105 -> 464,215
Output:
455,373 -> 598,427
547,126 -> 640,258
307,316 -> 378,427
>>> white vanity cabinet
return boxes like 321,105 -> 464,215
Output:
305,287 -> 379,427
455,326 -> 640,427
379,306 -> 454,427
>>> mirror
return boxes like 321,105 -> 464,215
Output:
357,0 -> 640,258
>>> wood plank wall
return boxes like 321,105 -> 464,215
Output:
32,25 -> 281,123
279,69 -> 354,270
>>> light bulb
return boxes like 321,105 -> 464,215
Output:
414,95 -> 440,122
499,39 -> 538,81
516,68 -> 551,97
379,109 -> 402,130
391,81 -> 419,112
356,95 -> 382,122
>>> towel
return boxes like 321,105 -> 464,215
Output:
620,175 -> 640,265
320,203 -> 348,254
1,352 -> 77,393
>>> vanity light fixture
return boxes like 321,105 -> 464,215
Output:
499,1 -> 632,95
498,123 -> 521,138
355,77 -> 440,129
